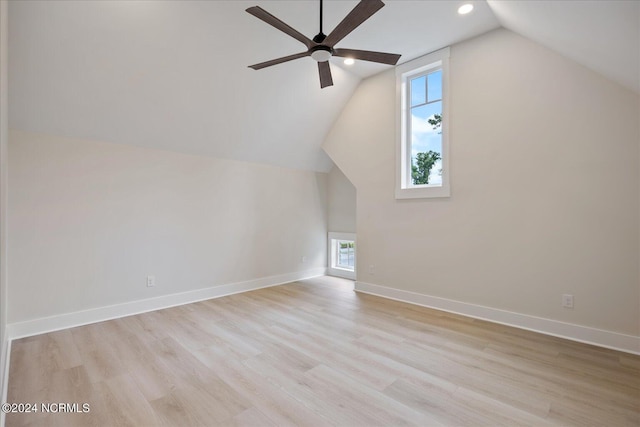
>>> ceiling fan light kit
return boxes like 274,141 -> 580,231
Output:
247,0 -> 401,88
310,46 -> 332,62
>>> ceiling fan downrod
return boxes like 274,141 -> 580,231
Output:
313,0 -> 327,44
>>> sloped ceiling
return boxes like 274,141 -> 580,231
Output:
8,1 -> 639,172
487,0 -> 640,94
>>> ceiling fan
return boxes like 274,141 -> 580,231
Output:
246,0 -> 401,88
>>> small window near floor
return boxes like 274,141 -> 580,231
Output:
336,240 -> 355,270
328,232 -> 356,280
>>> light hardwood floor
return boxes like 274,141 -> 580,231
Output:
6,276 -> 640,426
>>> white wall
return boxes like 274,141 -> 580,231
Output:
9,130 -> 328,324
0,0 -> 8,399
327,165 -> 356,234
324,28 -> 640,338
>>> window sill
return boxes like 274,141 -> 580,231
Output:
328,267 -> 356,280
395,184 -> 450,199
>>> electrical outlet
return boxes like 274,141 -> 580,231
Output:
301,256 -> 307,263
147,275 -> 156,287
368,264 -> 375,275
562,294 -> 573,309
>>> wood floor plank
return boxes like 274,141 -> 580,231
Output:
149,393 -> 195,427
230,407 -> 276,427
6,277 -> 640,426
69,325 -> 128,384
241,353 -> 378,426
304,363 -> 440,426
194,345 -> 334,427
126,353 -> 181,402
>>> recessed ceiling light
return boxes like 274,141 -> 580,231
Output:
458,4 -> 474,15
344,58 -> 355,65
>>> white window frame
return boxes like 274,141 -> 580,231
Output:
327,232 -> 356,280
395,47 -> 450,199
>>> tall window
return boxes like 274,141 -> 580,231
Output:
396,48 -> 450,199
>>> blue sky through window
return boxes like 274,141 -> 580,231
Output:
427,70 -> 442,102
411,75 -> 426,106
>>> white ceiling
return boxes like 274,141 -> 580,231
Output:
8,1 -> 639,172
488,0 -> 640,94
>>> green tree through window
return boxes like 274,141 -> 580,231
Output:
412,114 -> 442,185
412,151 -> 441,185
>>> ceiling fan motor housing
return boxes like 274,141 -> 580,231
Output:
313,32 -> 327,43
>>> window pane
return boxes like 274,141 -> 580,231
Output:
410,75 -> 426,107
336,240 -> 355,269
427,70 -> 442,102
410,101 -> 443,186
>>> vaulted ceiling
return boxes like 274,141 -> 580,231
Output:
9,1 -> 639,172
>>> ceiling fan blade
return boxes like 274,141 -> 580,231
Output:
318,61 -> 333,88
246,6 -> 314,49
323,0 -> 385,47
249,52 -> 310,70
334,48 -> 400,65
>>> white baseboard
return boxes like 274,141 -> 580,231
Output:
7,268 -> 326,340
355,281 -> 640,356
